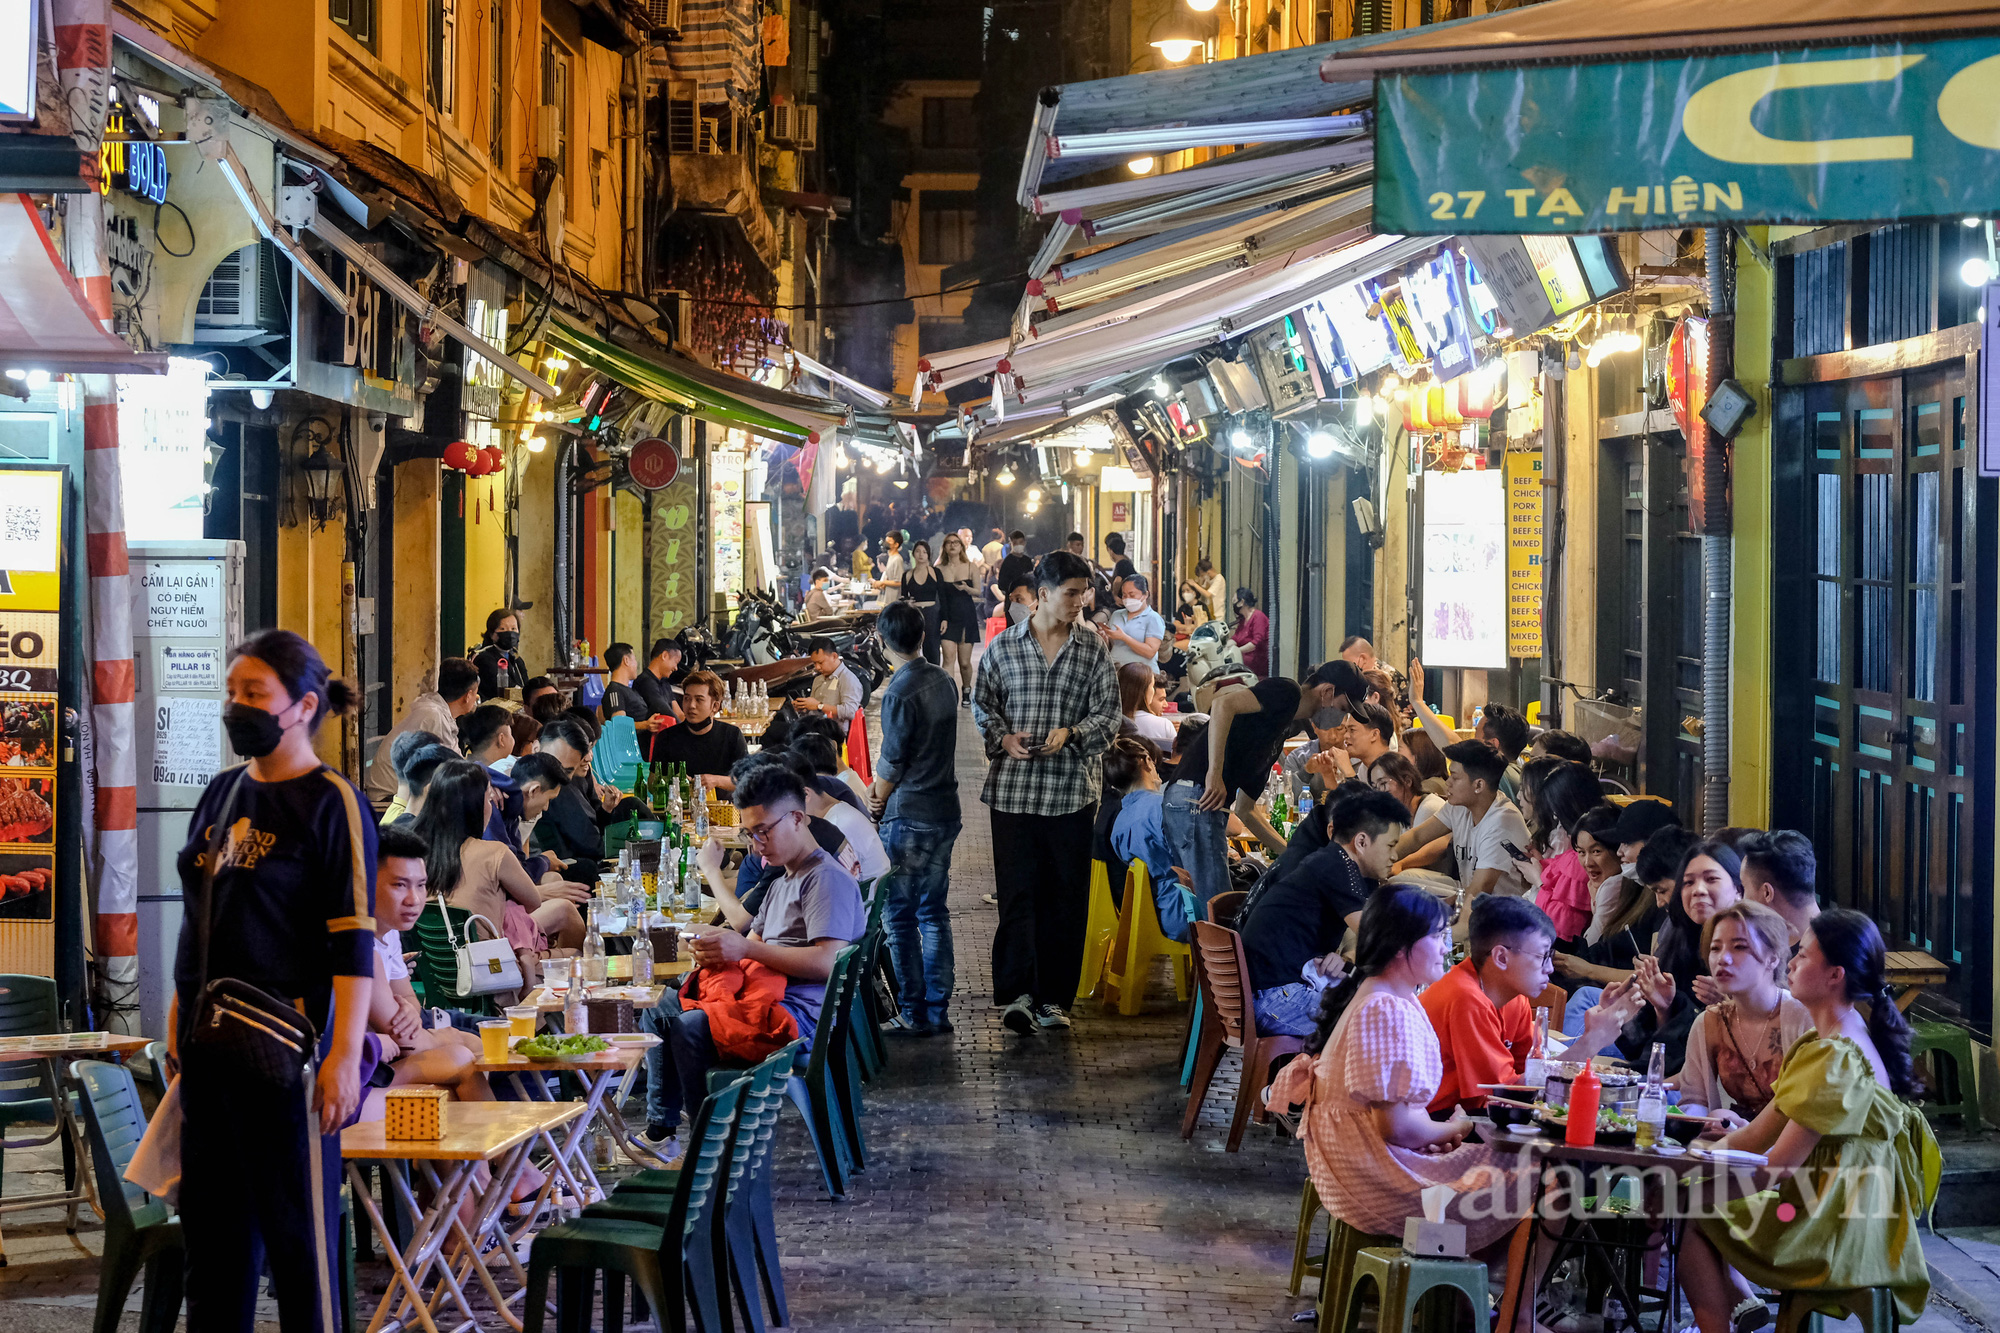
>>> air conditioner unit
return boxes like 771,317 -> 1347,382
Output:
796,104 -> 818,151
193,241 -> 286,343
644,0 -> 682,35
767,101 -> 796,144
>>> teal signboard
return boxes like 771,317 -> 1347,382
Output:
1375,37 -> 2000,235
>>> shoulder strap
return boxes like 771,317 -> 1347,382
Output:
193,766 -> 252,1001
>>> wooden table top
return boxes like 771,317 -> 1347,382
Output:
342,1100 -> 587,1161
474,1036 -> 657,1074
1886,950 -> 1949,982
0,1032 -> 151,1063
606,955 -> 694,981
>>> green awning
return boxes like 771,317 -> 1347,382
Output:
546,321 -> 843,443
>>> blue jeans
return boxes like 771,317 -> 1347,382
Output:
1253,983 -> 1323,1037
880,818 -> 960,1027
1162,781 -> 1231,909
1564,985 -> 1604,1041
638,990 -> 717,1132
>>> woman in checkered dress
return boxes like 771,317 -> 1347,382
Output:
1268,884 -> 1531,1253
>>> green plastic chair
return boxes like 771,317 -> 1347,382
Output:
786,945 -> 861,1197
72,1060 -> 181,1333
581,1043 -> 801,1333
0,975 -> 74,1216
826,943 -> 871,1172
523,1072 -> 748,1333
846,923 -> 889,1082
409,904 -> 500,1017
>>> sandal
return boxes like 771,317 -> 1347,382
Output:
1731,1296 -> 1773,1333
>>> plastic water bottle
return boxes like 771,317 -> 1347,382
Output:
1635,1042 -> 1668,1149
1522,1006 -> 1550,1092
631,928 -> 654,987
580,902 -> 608,987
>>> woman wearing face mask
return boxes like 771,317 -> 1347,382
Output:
473,608 -> 530,700
936,532 -> 979,701
899,539 -> 942,664
1102,573 -> 1165,669
170,630 -> 376,1333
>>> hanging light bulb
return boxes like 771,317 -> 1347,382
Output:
1027,486 -> 1042,502
1305,430 -> 1337,460
1229,428 -> 1252,453
526,435 -> 548,453
1186,0 -> 1220,9
1153,37 -> 1202,62
1355,390 -> 1373,419
1153,376 -> 1172,398
1128,156 -> 1156,175
1961,255 -> 1995,288
996,464 -> 1016,486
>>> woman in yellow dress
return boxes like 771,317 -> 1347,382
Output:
1678,908 -> 1941,1333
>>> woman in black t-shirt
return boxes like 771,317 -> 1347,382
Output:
473,607 -> 531,699
171,630 -> 376,1333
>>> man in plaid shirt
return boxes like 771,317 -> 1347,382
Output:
972,550 -> 1122,1034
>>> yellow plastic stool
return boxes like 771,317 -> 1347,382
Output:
1433,713 -> 1456,731
1101,863 -> 1191,1016
1075,860 -> 1121,1004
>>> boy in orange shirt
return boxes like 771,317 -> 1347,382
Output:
1420,894 -> 1554,1113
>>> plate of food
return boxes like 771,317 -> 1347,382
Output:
513,1034 -> 612,1061
1535,1106 -> 1639,1146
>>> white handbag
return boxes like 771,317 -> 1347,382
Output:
439,897 -> 522,997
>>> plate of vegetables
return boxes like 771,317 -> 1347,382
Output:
1534,1105 -> 1639,1145
513,1034 -> 612,1061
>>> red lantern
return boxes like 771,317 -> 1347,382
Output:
479,445 -> 504,476
443,440 -> 477,471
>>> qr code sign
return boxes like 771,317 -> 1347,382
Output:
1,507 -> 42,546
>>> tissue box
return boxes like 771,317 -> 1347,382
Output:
1403,1217 -> 1468,1258
382,1088 -> 450,1141
585,996 -> 635,1034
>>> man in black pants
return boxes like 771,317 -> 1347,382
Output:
971,550 -> 1122,1034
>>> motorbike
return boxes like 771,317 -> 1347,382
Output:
727,588 -> 803,666
1182,620 -> 1254,695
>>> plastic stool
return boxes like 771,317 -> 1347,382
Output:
1100,862 -> 1190,1016
1777,1286 -> 1900,1333
1316,1221 -> 1402,1329
1075,860 -> 1121,1004
1342,1246 -> 1490,1333
1289,1180 -> 1324,1296
1911,1020 -> 1982,1128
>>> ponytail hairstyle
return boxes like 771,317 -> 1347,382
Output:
1304,884 -> 1448,1056
228,630 -> 355,735
409,759 -> 491,901
1807,908 -> 1917,1098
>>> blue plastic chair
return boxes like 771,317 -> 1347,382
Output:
0,976 -> 74,1224
591,714 -> 647,790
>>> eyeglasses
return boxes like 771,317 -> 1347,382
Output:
1515,946 -> 1555,969
742,810 -> 799,846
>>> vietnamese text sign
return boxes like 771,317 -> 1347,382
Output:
137,562 -> 222,637
158,645 -> 222,692
649,476 -> 701,633
1376,37 -> 2000,234
151,695 -> 221,789
1505,451 -> 1544,660
1421,469 -> 1506,669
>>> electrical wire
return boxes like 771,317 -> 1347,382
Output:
699,270 -> 1028,311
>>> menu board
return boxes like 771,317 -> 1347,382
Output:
1420,468 -> 1507,669
1505,451 -> 1545,659
0,468 -> 61,924
709,443 -> 746,601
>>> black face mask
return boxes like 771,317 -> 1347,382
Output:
224,702 -> 288,758
495,630 -> 520,650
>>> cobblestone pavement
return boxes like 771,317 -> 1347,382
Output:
762,716 -> 1313,1331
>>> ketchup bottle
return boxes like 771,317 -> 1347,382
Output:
1565,1063 -> 1601,1147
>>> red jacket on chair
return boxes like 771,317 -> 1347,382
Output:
681,958 -> 801,1062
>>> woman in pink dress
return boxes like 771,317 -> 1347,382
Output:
1270,885 -> 1540,1313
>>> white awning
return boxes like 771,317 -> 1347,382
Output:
0,195 -> 167,375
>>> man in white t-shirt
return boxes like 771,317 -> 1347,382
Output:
1391,739 -> 1533,899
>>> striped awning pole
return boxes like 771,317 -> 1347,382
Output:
56,0 -> 139,1026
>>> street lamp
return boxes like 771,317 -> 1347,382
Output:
301,442 -> 343,531
1149,10 -> 1208,62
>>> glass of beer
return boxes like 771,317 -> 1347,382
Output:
478,1020 -> 511,1061
505,1005 -> 537,1040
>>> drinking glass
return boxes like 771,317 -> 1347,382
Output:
505,1005 -> 537,1039
478,1020 -> 511,1061
543,956 -> 572,991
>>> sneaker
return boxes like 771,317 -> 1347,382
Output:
913,1016 -> 955,1036
980,893 -> 998,905
1033,1004 -> 1072,1030
642,1122 -> 679,1149
1001,994 -> 1037,1035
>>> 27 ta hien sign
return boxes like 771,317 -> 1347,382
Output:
1374,36 -> 2000,234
